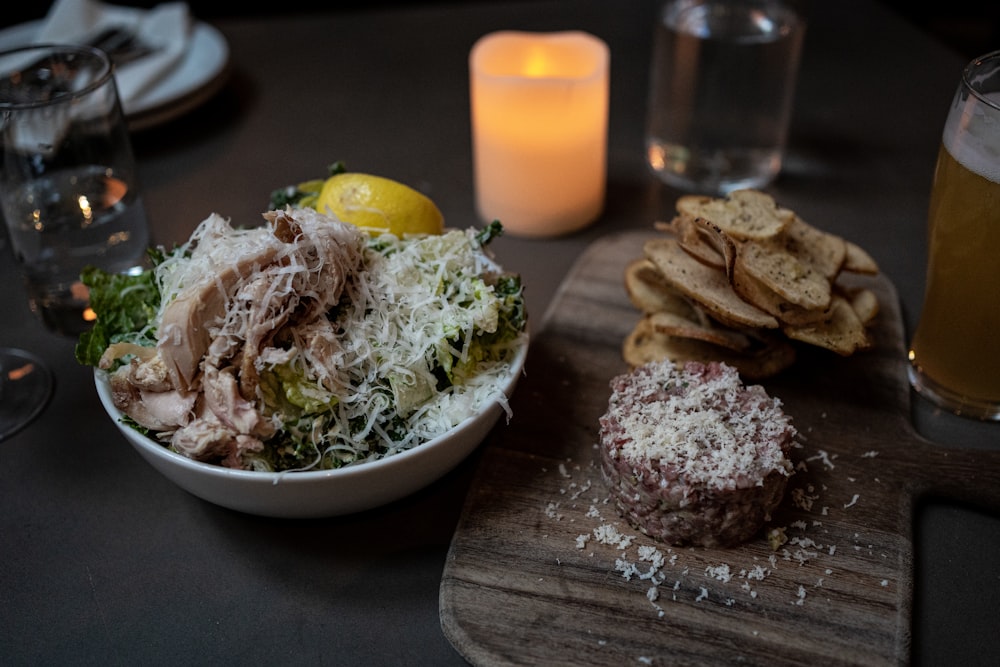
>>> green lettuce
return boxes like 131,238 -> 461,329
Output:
74,251 -> 163,367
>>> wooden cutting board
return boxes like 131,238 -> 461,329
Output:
440,230 -> 1000,666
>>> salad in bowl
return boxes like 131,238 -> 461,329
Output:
78,176 -> 527,516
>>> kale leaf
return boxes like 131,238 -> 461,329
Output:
74,259 -> 161,367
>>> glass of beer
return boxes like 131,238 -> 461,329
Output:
908,51 -> 1000,421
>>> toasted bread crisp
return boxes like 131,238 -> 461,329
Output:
622,317 -> 796,381
623,258 -> 699,319
644,238 -> 779,330
783,295 -> 873,356
676,190 -> 794,241
659,216 -> 737,274
843,286 -> 880,324
735,241 -> 832,311
843,241 -> 880,275
647,310 -> 753,352
731,260 -> 832,326
781,215 -> 847,279
620,189 -> 881,377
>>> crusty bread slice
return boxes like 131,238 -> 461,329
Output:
622,316 -> 796,380
647,310 -> 754,352
623,258 -> 700,320
675,189 -> 795,241
843,240 -> 880,274
783,295 -> 873,355
779,215 -> 848,279
644,238 -> 779,330
731,258 -> 833,326
734,239 -> 832,311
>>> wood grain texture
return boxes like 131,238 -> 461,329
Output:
440,230 -> 1000,666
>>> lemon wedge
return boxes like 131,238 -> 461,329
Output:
313,173 -> 444,236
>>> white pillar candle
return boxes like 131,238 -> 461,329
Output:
470,31 -> 610,238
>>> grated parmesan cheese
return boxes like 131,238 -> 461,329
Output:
605,361 -> 795,491
144,211 -> 527,471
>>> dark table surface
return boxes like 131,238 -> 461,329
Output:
2,1 -> 998,665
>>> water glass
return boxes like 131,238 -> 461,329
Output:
908,51 -> 1000,421
644,0 -> 805,195
0,44 -> 150,335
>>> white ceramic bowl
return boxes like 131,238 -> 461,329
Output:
95,339 -> 527,518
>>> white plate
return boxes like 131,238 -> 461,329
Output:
0,19 -> 230,131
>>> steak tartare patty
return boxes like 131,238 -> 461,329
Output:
598,360 -> 796,548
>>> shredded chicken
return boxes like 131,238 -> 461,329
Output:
106,207 -> 365,468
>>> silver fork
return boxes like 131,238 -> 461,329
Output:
85,26 -> 157,67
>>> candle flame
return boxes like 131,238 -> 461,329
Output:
523,48 -> 550,77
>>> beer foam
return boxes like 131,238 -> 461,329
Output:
943,90 -> 1000,184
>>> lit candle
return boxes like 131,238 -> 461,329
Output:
470,31 -> 610,238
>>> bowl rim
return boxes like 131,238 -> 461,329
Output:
95,333 -> 529,484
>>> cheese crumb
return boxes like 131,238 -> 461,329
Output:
706,564 -> 733,583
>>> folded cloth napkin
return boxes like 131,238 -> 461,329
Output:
34,0 -> 191,108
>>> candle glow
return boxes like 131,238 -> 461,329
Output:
470,31 -> 610,237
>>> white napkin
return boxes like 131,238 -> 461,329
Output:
34,0 -> 191,107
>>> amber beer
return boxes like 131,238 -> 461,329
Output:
908,137 -> 1000,417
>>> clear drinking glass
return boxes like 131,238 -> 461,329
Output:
644,0 -> 806,195
907,51 -> 1000,421
0,44 -> 150,336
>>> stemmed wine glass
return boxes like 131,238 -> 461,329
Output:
0,346 -> 53,442
0,223 -> 53,442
